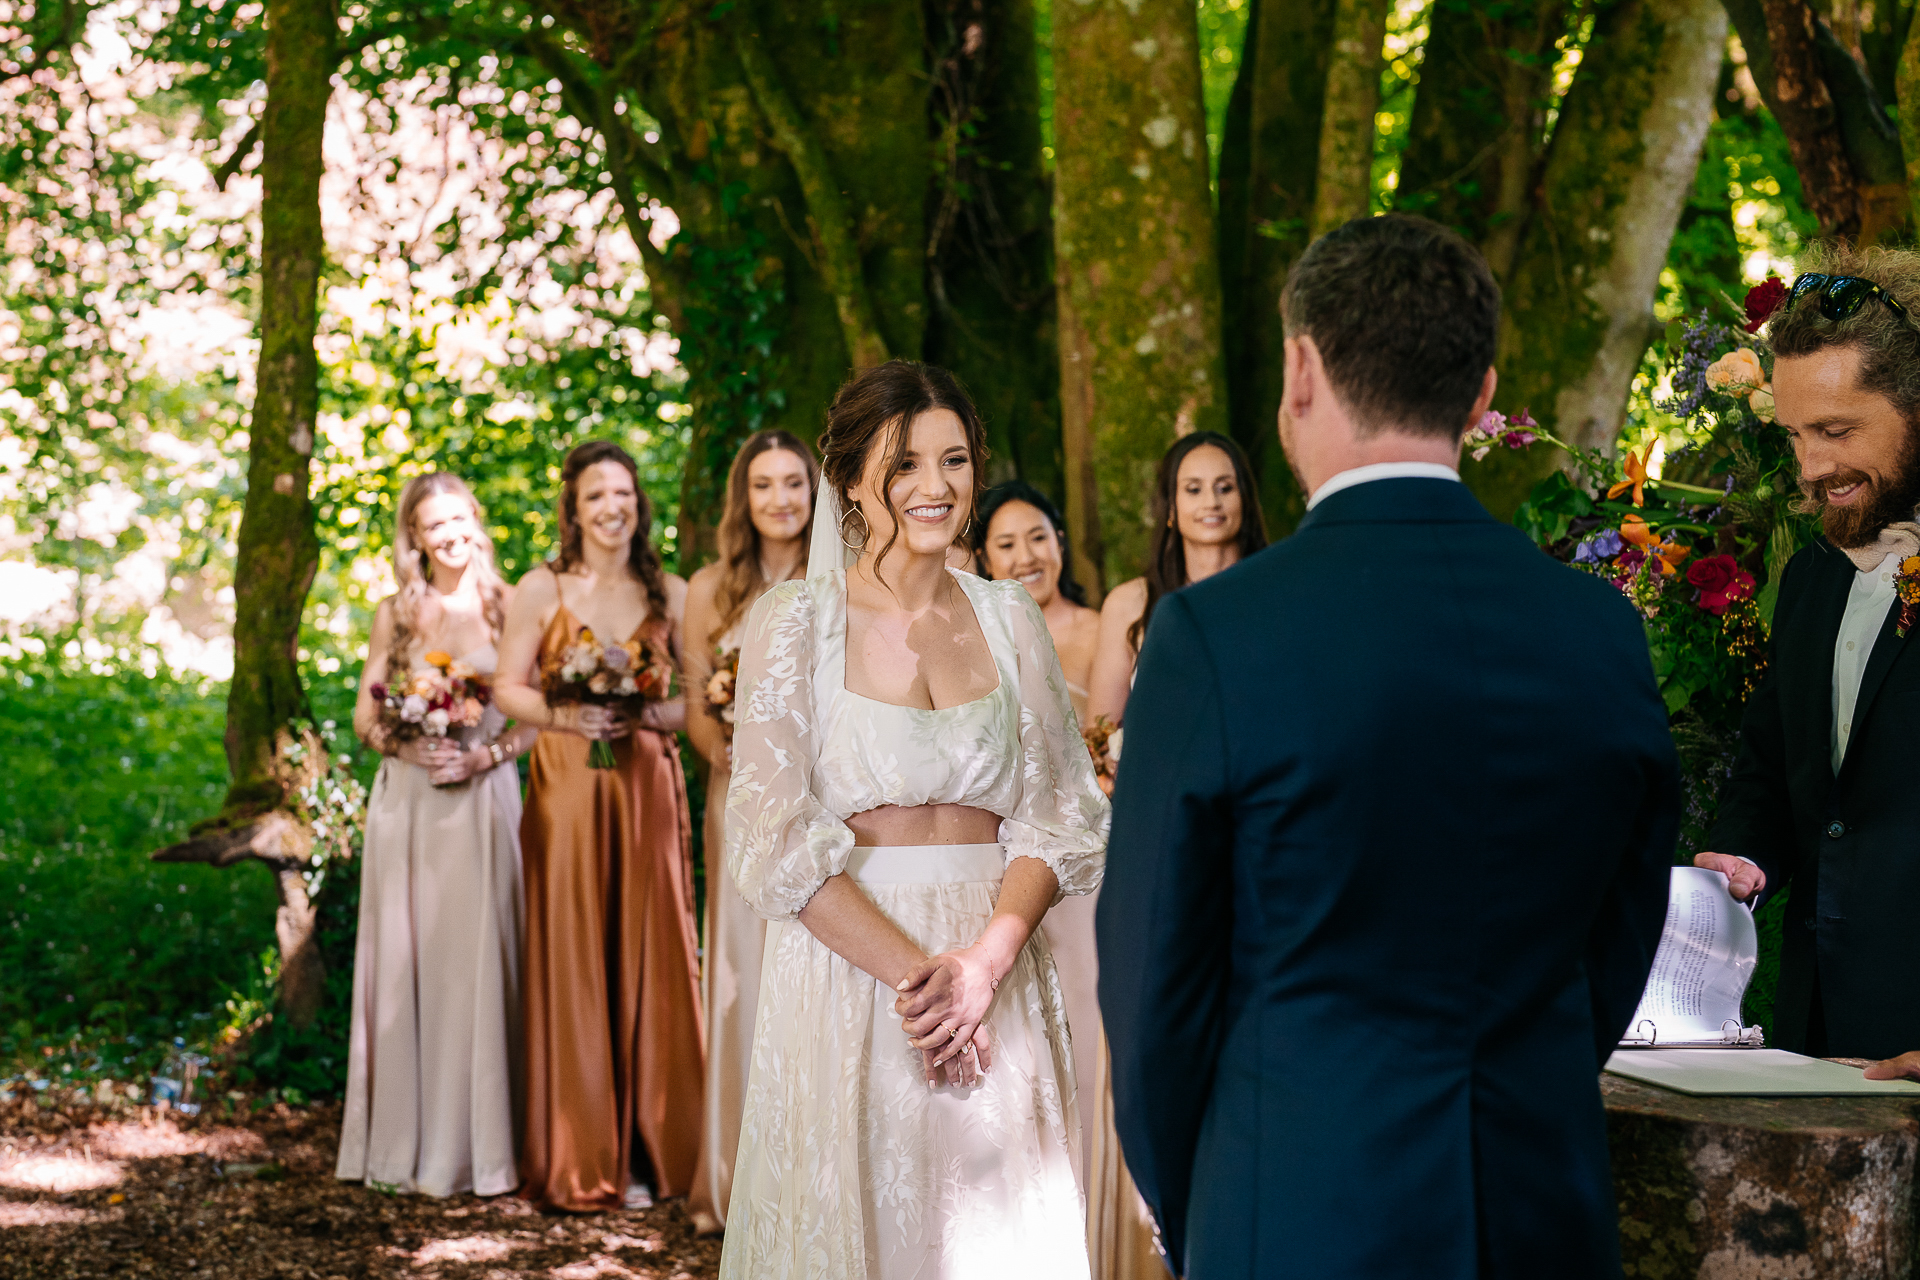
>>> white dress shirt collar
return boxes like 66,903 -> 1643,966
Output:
1307,461 -> 1461,511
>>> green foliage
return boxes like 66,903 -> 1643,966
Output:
0,662 -> 277,1080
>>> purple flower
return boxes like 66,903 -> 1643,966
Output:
1573,528 -> 1624,563
601,645 -> 633,671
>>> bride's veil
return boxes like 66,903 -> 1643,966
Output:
807,481 -> 854,578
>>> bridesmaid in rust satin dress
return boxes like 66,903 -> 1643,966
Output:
495,441 -> 704,1212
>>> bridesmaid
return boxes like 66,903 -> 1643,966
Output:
974,480 -> 1099,724
1086,432 -> 1268,727
1076,433 -> 1266,1280
494,441 -> 704,1212
682,430 -> 817,1235
338,472 -> 535,1198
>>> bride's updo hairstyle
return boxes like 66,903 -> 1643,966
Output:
819,360 -> 990,574
389,471 -> 506,669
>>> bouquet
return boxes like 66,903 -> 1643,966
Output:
704,644 -> 741,730
542,627 -> 676,767
1082,715 -> 1122,797
370,651 -> 491,747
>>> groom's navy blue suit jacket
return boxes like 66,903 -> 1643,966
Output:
1096,477 -> 1680,1279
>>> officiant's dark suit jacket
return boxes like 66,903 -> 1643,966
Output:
1097,477 -> 1680,1280
1709,538 -> 1920,1059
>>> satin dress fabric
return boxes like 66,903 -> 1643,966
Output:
688,622 -> 766,1229
1044,892 -> 1170,1280
718,569 -> 1110,1280
336,645 -> 523,1198
519,607 -> 706,1211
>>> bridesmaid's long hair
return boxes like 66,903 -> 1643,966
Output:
819,360 -> 989,578
712,430 -> 820,642
389,472 -> 507,671
552,440 -> 670,626
1130,431 -> 1267,653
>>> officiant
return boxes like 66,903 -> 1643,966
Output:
1696,246 -> 1920,1080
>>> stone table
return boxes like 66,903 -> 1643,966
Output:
1605,1066 -> 1920,1278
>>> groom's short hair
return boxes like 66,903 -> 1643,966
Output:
1281,214 -> 1500,442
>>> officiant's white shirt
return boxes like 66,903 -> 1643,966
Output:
1307,461 -> 1461,510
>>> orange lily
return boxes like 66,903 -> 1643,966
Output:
1607,448 -> 1650,506
423,650 -> 453,668
1619,516 -> 1690,576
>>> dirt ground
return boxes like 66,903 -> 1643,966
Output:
0,1097 -> 721,1279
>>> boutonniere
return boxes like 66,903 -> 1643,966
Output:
1896,556 -> 1920,638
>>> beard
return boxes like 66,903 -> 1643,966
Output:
1801,423 -> 1920,548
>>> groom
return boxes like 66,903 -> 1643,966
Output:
1097,214 -> 1681,1280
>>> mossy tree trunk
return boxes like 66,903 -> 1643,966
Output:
1310,0 -> 1388,237
153,0 -> 335,1029
1395,0 -> 1572,279
924,0 -> 1063,500
530,0 -> 927,565
1052,0 -> 1227,591
1218,0 -> 1335,538
1474,0 -> 1726,517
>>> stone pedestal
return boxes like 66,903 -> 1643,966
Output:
1605,1067 -> 1920,1278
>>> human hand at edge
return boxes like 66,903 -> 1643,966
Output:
1864,1051 -> 1920,1081
1694,852 -> 1765,901
896,946 -> 998,1070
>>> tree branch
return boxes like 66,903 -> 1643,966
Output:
211,116 -> 262,190
732,23 -> 889,369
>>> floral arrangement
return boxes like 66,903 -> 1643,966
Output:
704,644 -> 741,730
370,651 -> 491,744
1897,558 -> 1920,638
541,627 -> 675,768
1082,715 -> 1122,797
1501,277 -> 1816,852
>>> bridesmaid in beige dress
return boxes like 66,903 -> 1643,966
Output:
1083,434 -> 1268,1280
681,430 -> 817,1234
338,472 -> 536,1198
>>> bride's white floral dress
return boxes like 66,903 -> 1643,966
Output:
719,567 -> 1110,1280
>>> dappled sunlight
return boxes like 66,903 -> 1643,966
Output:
0,1199 -> 114,1226
0,1151 -> 124,1192
407,1232 -> 519,1265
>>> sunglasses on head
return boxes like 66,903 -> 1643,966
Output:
1788,273 -> 1912,324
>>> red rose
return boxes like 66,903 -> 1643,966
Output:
1686,554 -> 1755,615
1744,277 -> 1788,334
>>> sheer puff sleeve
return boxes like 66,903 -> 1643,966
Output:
724,579 -> 856,922
995,581 -> 1110,896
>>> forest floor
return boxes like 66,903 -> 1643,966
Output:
0,1097 -> 721,1280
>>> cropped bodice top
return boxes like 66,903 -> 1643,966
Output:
723,569 -> 1110,922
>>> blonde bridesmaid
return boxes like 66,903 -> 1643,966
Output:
494,441 -> 703,1212
681,430 -> 817,1235
338,473 -> 535,1198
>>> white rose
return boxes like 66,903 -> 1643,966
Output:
423,708 -> 450,736
400,694 -> 428,723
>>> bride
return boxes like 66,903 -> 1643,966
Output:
720,360 -> 1109,1279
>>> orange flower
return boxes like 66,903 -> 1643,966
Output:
423,650 -> 453,668
1607,449 -> 1650,507
1619,516 -> 1691,576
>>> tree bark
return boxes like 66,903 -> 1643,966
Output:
1901,6 -> 1920,232
924,0 -> 1063,499
1051,0 -> 1228,590
151,0 -> 335,1028
1310,0 -> 1389,237
1477,0 -> 1727,519
1219,0 -> 1335,538
1396,0 -> 1571,278
1722,0 -> 1907,241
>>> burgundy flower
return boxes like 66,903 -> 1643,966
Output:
1686,554 -> 1755,615
1744,277 -> 1788,334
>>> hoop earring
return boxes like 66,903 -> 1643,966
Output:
840,503 -> 871,552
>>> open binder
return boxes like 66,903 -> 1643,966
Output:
1616,866 -> 1765,1049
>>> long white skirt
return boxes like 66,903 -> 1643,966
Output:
720,844 -> 1090,1280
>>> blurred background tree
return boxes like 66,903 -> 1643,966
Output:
0,0 -> 1888,1091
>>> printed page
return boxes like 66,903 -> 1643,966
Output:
1621,867 -> 1758,1046
1606,1049 -> 1920,1097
